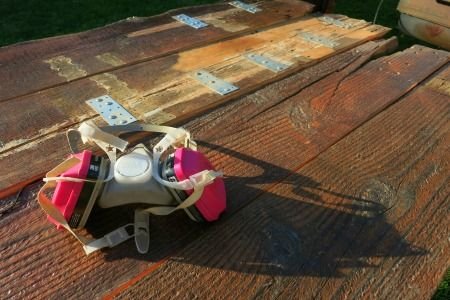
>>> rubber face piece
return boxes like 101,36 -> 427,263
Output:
48,150 -> 92,229
173,148 -> 226,221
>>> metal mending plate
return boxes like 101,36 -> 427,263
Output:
86,95 -> 137,126
318,16 -> 367,30
299,32 -> 339,48
172,14 -> 208,29
319,16 -> 354,29
229,1 -> 261,13
191,70 -> 239,95
245,53 -> 290,72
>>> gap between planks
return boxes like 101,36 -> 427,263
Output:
0,16 -> 391,199
0,0 -> 315,103
0,15 -> 379,154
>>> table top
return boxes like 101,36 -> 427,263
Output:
0,1 -> 448,299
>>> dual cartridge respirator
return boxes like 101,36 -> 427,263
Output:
38,121 -> 226,255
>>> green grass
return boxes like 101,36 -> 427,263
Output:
434,269 -> 450,300
0,0 -> 221,47
0,0 -> 430,49
0,0 -> 447,298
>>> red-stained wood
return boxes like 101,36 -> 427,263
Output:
0,40 -> 393,299
112,61 -> 450,300
1,44 -> 447,299
0,0 -> 314,103
0,15 -> 390,199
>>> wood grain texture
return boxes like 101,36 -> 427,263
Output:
0,40 -> 394,299
1,44 -> 447,299
114,62 -> 450,300
0,0 -> 314,103
0,15 -> 389,198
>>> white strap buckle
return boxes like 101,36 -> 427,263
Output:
104,224 -> 134,247
83,223 -> 134,255
189,170 -> 223,187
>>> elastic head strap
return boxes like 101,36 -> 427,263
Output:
143,185 -> 205,216
38,183 -> 134,255
69,121 -> 217,191
38,181 -> 91,245
43,156 -> 98,183
38,156 -> 93,246
38,156 -> 134,255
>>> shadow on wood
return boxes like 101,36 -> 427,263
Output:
87,140 -> 425,279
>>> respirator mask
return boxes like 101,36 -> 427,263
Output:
37,121 -> 226,255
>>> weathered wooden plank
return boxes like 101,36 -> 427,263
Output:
0,16 -> 388,198
0,40 -> 395,299
0,0 -> 314,102
1,44 -> 447,299
113,62 -> 450,300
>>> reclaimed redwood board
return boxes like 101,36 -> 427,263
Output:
112,55 -> 450,300
1,44 -> 448,299
0,15 -> 389,198
0,40 -> 392,299
0,0 -> 314,102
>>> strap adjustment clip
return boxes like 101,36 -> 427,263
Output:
104,224 -> 134,247
189,170 -> 223,187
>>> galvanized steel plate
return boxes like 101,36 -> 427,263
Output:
299,32 -> 339,48
245,53 -> 290,72
229,1 -> 261,13
172,14 -> 208,29
86,95 -> 137,126
191,70 -> 239,95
